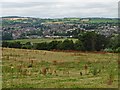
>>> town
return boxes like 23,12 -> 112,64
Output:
2,16 -> 118,40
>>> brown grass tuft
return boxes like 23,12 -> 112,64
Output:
40,67 -> 48,75
52,60 -> 57,65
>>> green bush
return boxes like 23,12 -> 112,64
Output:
104,48 -> 114,53
115,47 -> 120,53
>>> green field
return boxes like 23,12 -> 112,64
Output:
6,38 -> 78,44
2,48 -> 118,88
89,18 -> 118,23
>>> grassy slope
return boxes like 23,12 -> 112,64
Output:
2,48 -> 118,88
89,19 -> 118,23
6,38 -> 78,44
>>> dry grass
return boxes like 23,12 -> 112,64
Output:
2,48 -> 118,88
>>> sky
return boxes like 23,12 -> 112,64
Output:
0,0 -> 119,18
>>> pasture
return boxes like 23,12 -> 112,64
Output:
2,48 -> 118,88
89,18 -> 118,23
6,38 -> 77,44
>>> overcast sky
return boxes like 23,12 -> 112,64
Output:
0,0 -> 119,18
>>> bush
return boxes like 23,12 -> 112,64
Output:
104,48 -> 114,53
22,45 -> 32,49
8,41 -> 22,48
60,39 -> 74,50
2,41 -> 9,47
33,42 -> 48,50
74,40 -> 84,51
47,41 -> 60,50
115,47 -> 120,53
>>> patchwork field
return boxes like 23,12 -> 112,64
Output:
2,48 -> 118,88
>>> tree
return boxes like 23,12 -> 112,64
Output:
2,41 -> 9,47
95,34 -> 108,51
74,40 -> 84,51
47,41 -> 60,50
2,32 -> 13,40
79,31 -> 96,51
8,41 -> 22,48
107,34 -> 120,49
22,42 -> 33,49
60,39 -> 74,50
78,31 -> 107,51
33,42 -> 48,50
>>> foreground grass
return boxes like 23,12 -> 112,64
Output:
2,48 -> 118,88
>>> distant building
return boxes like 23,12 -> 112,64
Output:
3,18 -> 28,20
81,19 -> 89,22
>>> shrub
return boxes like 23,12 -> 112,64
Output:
104,48 -> 114,53
115,47 -> 120,53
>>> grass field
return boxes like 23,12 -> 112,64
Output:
2,48 -> 118,88
89,19 -> 118,23
6,38 -> 78,44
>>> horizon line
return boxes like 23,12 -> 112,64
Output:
1,15 -> 118,19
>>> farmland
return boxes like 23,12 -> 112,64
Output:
6,38 -> 77,44
2,48 -> 118,88
89,18 -> 118,23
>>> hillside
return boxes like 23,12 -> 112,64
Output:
2,16 -> 118,40
2,48 -> 118,88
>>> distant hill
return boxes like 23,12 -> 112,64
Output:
2,16 -> 118,19
2,16 -> 23,18
2,16 -> 29,20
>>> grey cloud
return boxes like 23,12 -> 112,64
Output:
1,1 -> 118,18
1,2 -> 61,8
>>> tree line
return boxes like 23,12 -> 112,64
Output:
2,31 -> 120,52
